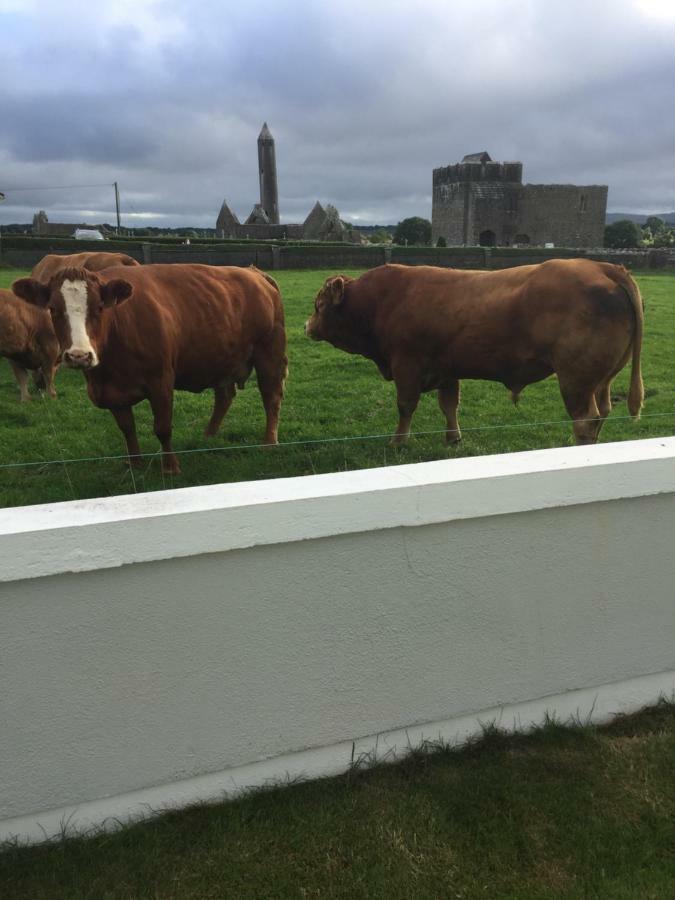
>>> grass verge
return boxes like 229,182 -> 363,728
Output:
1,701 -> 674,899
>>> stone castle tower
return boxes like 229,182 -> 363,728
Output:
257,122 -> 279,224
432,152 -> 607,248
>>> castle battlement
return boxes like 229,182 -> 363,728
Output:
433,159 -> 523,187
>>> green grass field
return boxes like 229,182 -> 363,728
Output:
1,702 -> 673,899
1,267 -> 673,509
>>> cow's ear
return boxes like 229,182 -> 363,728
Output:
328,276 -> 345,305
101,279 -> 133,307
12,278 -> 50,308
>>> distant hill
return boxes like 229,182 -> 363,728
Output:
606,212 -> 675,225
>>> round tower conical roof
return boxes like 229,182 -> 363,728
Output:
258,122 -> 274,142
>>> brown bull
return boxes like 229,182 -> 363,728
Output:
31,251 -> 140,282
0,288 -> 59,401
13,264 -> 287,473
305,260 -> 644,446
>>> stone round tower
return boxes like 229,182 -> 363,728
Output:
258,122 -> 280,224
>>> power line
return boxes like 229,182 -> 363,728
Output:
1,182 -> 113,194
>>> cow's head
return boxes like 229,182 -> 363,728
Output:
305,275 -> 354,345
13,268 -> 133,370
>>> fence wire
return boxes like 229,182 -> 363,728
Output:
0,408 -> 673,473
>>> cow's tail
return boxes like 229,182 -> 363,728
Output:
616,266 -> 644,419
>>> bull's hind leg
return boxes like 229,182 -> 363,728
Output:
253,330 -> 287,444
558,376 -> 603,445
593,379 -> 614,442
9,361 -> 31,402
438,379 -> 461,444
111,406 -> 142,468
205,381 -> 236,437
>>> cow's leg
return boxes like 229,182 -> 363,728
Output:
39,363 -> 58,399
9,361 -> 31,402
593,380 -> 613,441
205,381 -> 236,437
391,363 -> 422,445
559,377 -> 603,445
110,407 -> 142,468
253,332 -> 287,444
149,390 -> 180,474
438,379 -> 461,444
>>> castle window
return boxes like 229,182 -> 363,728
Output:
479,230 -> 496,247
579,194 -> 587,212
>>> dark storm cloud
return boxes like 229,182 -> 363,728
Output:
1,0 -> 675,226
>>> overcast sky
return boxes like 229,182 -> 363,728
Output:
1,0 -> 674,227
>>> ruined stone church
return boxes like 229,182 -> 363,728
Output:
217,124 -> 356,242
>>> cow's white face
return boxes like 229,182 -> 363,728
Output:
60,279 -> 99,368
11,270 -> 134,371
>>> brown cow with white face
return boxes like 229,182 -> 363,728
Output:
0,288 -> 59,401
31,252 -> 140,283
13,264 -> 287,473
305,260 -> 644,446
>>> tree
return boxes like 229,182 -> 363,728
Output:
604,219 -> 642,249
394,217 -> 431,246
653,228 -> 675,248
368,229 -> 392,244
646,216 -> 665,235
436,236 -> 447,247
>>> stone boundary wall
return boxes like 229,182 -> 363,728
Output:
1,438 -> 674,844
2,242 -> 674,272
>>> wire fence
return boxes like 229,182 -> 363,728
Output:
0,408 -> 673,473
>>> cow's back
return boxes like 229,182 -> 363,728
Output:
32,251 -> 140,282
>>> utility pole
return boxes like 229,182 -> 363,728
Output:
114,182 -> 121,234
0,190 -> 5,261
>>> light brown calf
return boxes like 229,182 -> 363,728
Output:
0,289 -> 59,401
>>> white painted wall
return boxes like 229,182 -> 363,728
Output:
1,437 -> 674,844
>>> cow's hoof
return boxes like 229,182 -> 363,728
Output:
162,463 -> 182,476
446,431 -> 462,445
204,426 -> 218,437
126,456 -> 143,469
